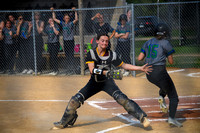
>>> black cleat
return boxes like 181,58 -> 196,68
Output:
53,113 -> 78,129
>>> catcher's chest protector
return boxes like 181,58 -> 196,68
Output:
89,49 -> 117,71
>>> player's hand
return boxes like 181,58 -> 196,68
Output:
72,7 -> 76,10
95,13 -> 101,18
50,7 -> 54,11
141,63 -> 153,75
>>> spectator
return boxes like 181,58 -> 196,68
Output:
51,7 -> 78,74
0,20 -> 20,74
15,15 -> 30,74
126,9 -> 132,25
28,12 -> 44,74
91,13 -> 115,49
45,17 -> 60,75
8,14 -> 17,27
114,14 -> 131,76
0,19 -> 5,73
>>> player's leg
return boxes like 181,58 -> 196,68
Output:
53,92 -> 84,129
146,66 -> 168,113
148,68 -> 182,127
103,79 -> 150,127
159,75 -> 182,127
53,77 -> 102,129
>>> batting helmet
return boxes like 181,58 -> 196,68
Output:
154,23 -> 170,37
119,14 -> 127,22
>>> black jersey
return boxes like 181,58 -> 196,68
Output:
86,48 -> 123,82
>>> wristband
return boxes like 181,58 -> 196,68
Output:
93,68 -> 103,75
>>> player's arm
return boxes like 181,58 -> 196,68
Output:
120,32 -> 129,39
109,30 -> 116,40
138,52 -> 145,61
121,63 -> 152,75
114,32 -> 125,38
167,54 -> 174,64
50,7 -> 61,24
0,28 -> 4,40
87,62 -> 108,76
91,13 -> 101,21
72,7 -> 78,24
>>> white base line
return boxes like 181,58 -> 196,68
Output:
87,95 -> 200,110
0,95 -> 199,102
0,100 -> 69,102
96,113 -> 200,133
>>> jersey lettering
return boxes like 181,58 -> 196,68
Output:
147,44 -> 159,58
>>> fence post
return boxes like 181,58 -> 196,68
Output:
131,4 -> 136,77
196,2 -> 199,45
32,11 -> 37,75
78,0 -> 85,75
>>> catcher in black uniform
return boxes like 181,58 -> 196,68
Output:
53,33 -> 152,129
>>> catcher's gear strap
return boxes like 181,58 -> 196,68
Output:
89,49 -> 97,61
89,49 -> 116,62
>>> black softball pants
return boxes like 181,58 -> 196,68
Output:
146,65 -> 179,118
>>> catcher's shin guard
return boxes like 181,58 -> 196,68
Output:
53,93 -> 84,129
113,91 -> 149,127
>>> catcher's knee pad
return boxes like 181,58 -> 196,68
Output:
113,90 -> 129,106
66,93 -> 85,114
113,91 -> 147,121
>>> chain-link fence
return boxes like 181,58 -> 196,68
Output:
0,1 -> 199,76
133,1 -> 200,68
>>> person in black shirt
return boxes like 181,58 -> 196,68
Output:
91,13 -> 115,49
53,33 -> 152,129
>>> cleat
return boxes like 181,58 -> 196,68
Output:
158,96 -> 168,113
168,117 -> 183,127
53,121 -> 66,129
141,117 -> 150,128
53,113 -> 78,129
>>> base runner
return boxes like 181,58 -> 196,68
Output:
138,23 -> 183,127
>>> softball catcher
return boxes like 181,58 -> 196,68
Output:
53,33 -> 152,129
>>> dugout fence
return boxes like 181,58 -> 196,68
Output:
0,1 -> 199,76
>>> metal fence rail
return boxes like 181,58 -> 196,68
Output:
0,1 -> 199,76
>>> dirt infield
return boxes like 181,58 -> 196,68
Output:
0,68 -> 199,133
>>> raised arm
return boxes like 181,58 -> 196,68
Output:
72,7 -> 78,24
50,7 -> 61,24
91,13 -> 101,21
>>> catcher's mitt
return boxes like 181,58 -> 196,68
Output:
107,69 -> 123,80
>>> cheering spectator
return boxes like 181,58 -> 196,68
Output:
45,17 -> 60,75
51,7 -> 78,74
